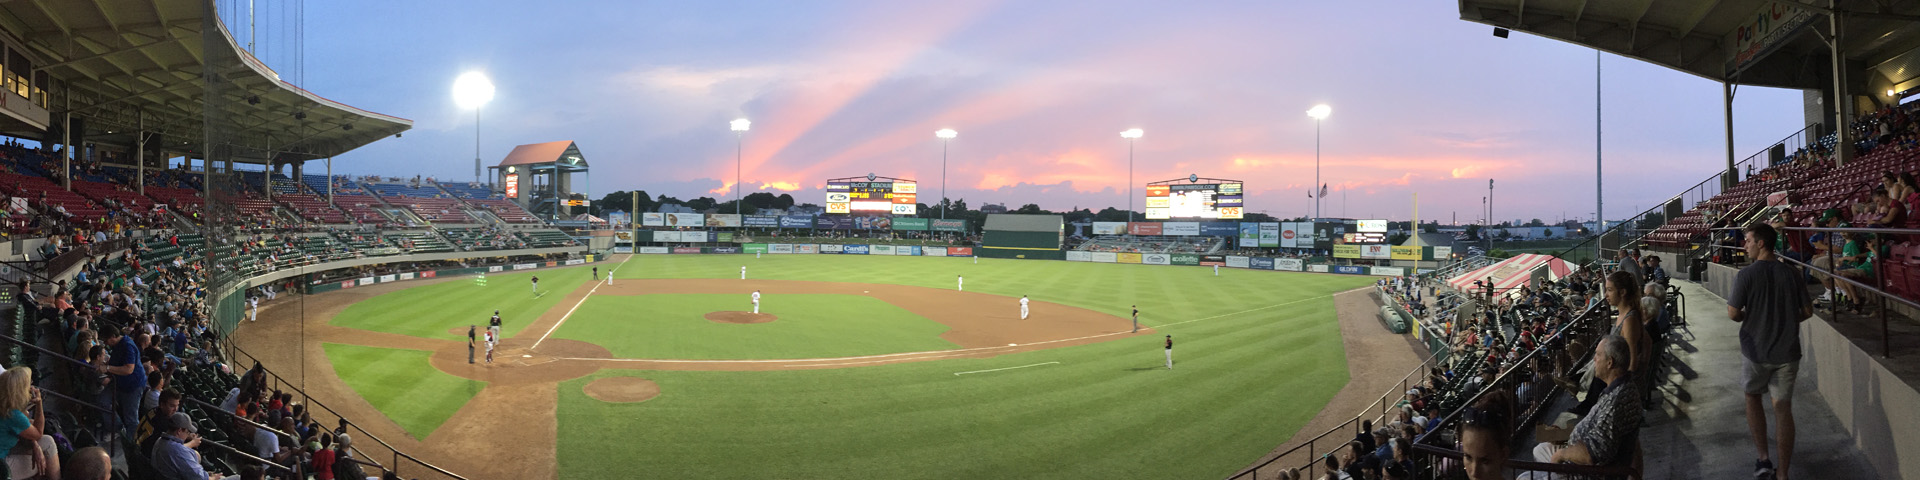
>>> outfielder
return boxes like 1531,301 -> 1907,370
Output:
1019,295 -> 1030,320
1164,335 -> 1174,369
531,275 -> 539,294
752,290 -> 762,314
1132,305 -> 1139,333
1213,265 -> 1219,276
741,266 -> 747,280
957,275 -> 964,291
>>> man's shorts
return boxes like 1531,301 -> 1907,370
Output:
1743,358 -> 1798,400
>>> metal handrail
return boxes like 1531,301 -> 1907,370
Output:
181,397 -> 300,445
1705,225 -> 1920,358
1415,299 -> 1610,446
192,437 -> 298,476
1227,344 -> 1453,479
1410,443 -> 1638,478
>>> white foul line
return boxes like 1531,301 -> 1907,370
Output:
558,294 -> 1331,365
954,362 -> 1059,376
531,253 -> 638,350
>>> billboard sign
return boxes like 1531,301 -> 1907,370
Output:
820,244 -> 846,254
1250,257 -> 1276,270
743,244 -> 768,254
505,174 -> 519,198
1361,244 -> 1392,259
1434,246 -> 1454,258
665,213 -> 703,227
706,214 -> 742,227
948,247 -> 973,256
1128,222 -> 1162,235
779,215 -> 815,228
1333,244 -> 1361,258
683,231 -> 710,243
924,247 -> 948,257
797,244 -> 818,254
769,244 -> 795,254
932,219 -> 967,232
1093,222 -> 1127,235
871,245 -> 897,255
673,247 -> 703,254
853,216 -> 892,230
816,216 -> 852,230
1333,265 -> 1366,275
712,246 -> 742,254
1142,253 -> 1172,265
1146,181 -> 1244,219
1239,223 -> 1260,247
654,231 -> 682,243
1171,254 -> 1202,266
1390,246 -> 1424,260
893,218 -> 930,231
1091,252 -> 1118,263
843,244 -> 871,255
1356,219 -> 1388,233
1067,251 -> 1092,262
1117,253 -> 1143,264
1164,222 -> 1200,236
1201,222 -> 1238,237
642,213 -> 665,226
743,215 -> 779,227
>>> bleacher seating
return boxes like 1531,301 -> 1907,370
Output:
443,227 -> 526,251
366,182 -> 447,199
386,231 -> 455,254
517,229 -> 577,248
0,173 -> 110,222
278,194 -> 351,224
469,198 -> 540,223
332,195 -> 391,225
437,181 -> 500,199
390,197 -> 470,224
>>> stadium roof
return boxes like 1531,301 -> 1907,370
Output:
496,140 -> 586,168
1458,0 -> 1920,90
0,0 -> 411,162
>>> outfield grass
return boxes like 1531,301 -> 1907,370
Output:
322,343 -> 485,439
552,293 -> 959,359
330,267 -> 595,340
544,254 -> 1375,479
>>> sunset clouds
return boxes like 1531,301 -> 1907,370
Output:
306,0 -> 1809,224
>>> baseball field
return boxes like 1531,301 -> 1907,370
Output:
236,253 -> 1379,479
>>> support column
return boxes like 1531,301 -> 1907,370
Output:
61,110 -> 71,191
325,158 -> 332,204
1724,81 -> 1736,189
136,114 -> 146,196
1830,8 -> 1854,168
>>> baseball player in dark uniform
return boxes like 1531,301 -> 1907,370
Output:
593,266 -> 598,280
531,275 -> 539,294
467,325 -> 476,364
489,310 -> 503,341
1164,335 -> 1174,369
1132,305 -> 1140,333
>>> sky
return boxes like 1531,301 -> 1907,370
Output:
239,0 -> 1810,225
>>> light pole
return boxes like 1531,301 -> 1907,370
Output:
1120,128 -> 1143,222
452,72 -> 495,185
731,119 -> 750,215
936,129 -> 956,220
1307,104 -> 1331,220
1487,179 -> 1495,254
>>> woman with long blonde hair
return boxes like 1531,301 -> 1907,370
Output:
0,366 -> 57,480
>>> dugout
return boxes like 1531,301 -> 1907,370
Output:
980,214 -> 1065,260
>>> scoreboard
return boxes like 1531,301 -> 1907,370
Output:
827,180 -> 916,215
1145,181 -> 1243,219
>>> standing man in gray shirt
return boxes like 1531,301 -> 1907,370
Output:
1727,223 -> 1813,480
1616,249 -> 1643,281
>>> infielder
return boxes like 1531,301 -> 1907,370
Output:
1132,305 -> 1139,333
1019,295 -> 1030,320
751,290 -> 762,314
957,275 -> 964,291
531,275 -> 539,294
593,266 -> 599,280
741,266 -> 747,280
1164,335 -> 1174,369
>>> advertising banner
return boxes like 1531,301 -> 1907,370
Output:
359,277 -> 375,286
1333,244 -> 1361,258
1279,222 -> 1298,248
1308,264 -> 1327,272
705,214 -> 742,227
513,263 -> 538,270
854,216 -> 893,230
642,213 -> 665,226
665,213 -> 704,227
421,271 -> 437,278
1356,219 -> 1388,232
743,215 -> 779,227
770,244 -> 795,254
1239,223 -> 1260,247
684,231 -> 710,243
1361,245 -> 1391,259
1199,255 -> 1226,266
488,266 -> 505,273
612,247 -> 634,253
742,244 -> 768,254
1092,222 -> 1127,235
843,244 -> 871,255
893,218 -> 930,231
1067,251 -> 1092,262
1201,222 -> 1239,237
897,246 -> 920,256
1250,257 -> 1276,270
1172,254 -> 1203,266
797,244 -> 818,254
1128,222 -> 1162,236
340,280 -> 355,289
1225,256 -> 1250,268
1143,253 -> 1172,265
924,247 -> 948,257
379,274 -> 396,283
1164,222 -> 1200,236
871,245 -> 897,255
931,219 -> 967,232
1314,222 -> 1339,251
1091,252 -> 1118,263
712,247 -> 742,254
1434,246 -> 1453,259
1333,265 -> 1366,275
780,215 -> 815,229
673,247 -> 703,254
653,231 -> 680,243
1117,252 -> 1143,264
1391,246 -> 1424,260
948,247 -> 973,256
401,272 -> 416,280
564,259 -> 585,266
820,244 -> 845,254
816,216 -> 852,230
717,232 -> 734,243
1370,266 -> 1406,276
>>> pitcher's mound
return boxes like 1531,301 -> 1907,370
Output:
706,311 -> 777,324
584,377 -> 660,403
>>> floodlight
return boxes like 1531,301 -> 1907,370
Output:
731,119 -> 751,132
936,129 -> 957,139
1307,105 -> 1332,120
452,72 -> 495,110
1120,128 -> 1143,139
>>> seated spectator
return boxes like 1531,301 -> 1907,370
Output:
1835,234 -> 1885,314
0,367 -> 57,480
1520,335 -> 1641,479
1458,389 -> 1517,478
151,411 -> 223,480
63,446 -> 110,480
1866,188 -> 1908,228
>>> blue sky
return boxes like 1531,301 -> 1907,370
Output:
247,0 -> 1808,223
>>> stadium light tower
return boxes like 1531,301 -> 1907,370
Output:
1307,104 -> 1331,220
1121,128 -> 1143,223
452,72 -> 495,185
936,129 -> 957,220
731,118 -> 751,215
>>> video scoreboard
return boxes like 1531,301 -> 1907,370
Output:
1145,179 -> 1243,219
827,178 -> 916,215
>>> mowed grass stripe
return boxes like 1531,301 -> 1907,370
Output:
322,343 -> 485,439
552,294 -> 959,359
559,256 -> 1367,479
331,267 -> 595,340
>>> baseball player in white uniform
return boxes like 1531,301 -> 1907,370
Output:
1019,295 -> 1030,320
248,294 -> 259,322
1213,265 -> 1219,276
741,266 -> 747,280
957,275 -> 964,291
752,290 -> 762,314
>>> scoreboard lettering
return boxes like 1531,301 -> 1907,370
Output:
1146,181 -> 1244,219
827,179 -> 916,214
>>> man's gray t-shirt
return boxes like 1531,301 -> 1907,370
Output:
1618,258 -> 1644,282
1728,259 -> 1810,364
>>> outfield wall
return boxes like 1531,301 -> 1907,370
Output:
633,241 -> 1409,277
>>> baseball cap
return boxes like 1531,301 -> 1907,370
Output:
168,412 -> 196,434
1645,256 -> 1661,264
1820,208 -> 1840,222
